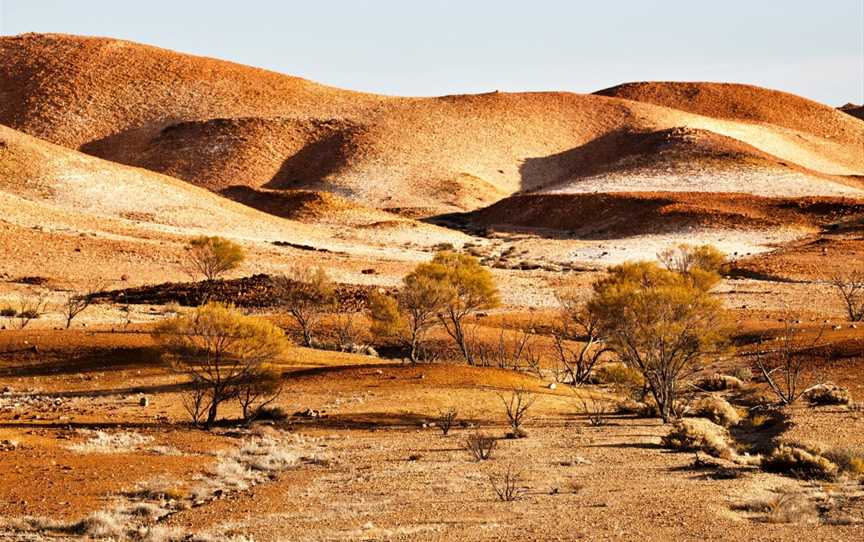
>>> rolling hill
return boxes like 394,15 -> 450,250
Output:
2,34 -> 863,216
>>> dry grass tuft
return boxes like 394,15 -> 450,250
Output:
691,394 -> 741,427
763,444 -> 839,480
68,430 -> 154,453
661,418 -> 735,460
804,384 -> 852,406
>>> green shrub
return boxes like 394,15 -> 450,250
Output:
0,307 -> 16,317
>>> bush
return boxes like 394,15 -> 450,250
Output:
737,490 -> 819,524
254,405 -> 290,422
661,418 -> 735,460
822,447 -> 864,478
438,408 -> 458,436
804,384 -> 852,406
730,366 -> 753,383
488,465 -> 525,502
698,373 -> 743,391
184,236 -> 244,281
464,432 -> 496,461
592,363 -> 644,389
691,395 -> 741,427
763,444 -> 839,480
0,307 -> 16,317
272,267 -> 335,347
500,389 -> 535,437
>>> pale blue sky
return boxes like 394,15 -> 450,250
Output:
1,0 -> 862,105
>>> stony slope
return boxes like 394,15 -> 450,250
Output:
468,192 -> 864,238
0,123 -> 466,266
3,34 -> 864,215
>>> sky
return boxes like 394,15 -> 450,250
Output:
1,0 -> 862,105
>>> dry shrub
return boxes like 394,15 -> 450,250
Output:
730,366 -> 753,382
438,408 -> 458,436
579,395 -> 611,426
699,373 -> 743,391
661,418 -> 735,460
822,447 -> 864,478
763,444 -> 839,480
68,430 -> 153,453
804,384 -> 852,406
500,389 -> 535,437
691,395 -> 740,427
464,432 -> 496,461
488,464 -> 525,502
591,363 -> 644,389
738,489 -> 819,524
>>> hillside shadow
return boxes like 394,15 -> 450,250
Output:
518,129 -> 651,192
0,347 -> 163,378
264,130 -> 353,190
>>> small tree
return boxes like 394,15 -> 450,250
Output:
185,236 -> 245,281
829,269 -> 864,322
754,317 -> 825,405
657,244 -> 725,291
272,267 -> 336,347
154,302 -> 287,428
427,251 -> 499,365
61,280 -> 107,329
589,261 -> 726,422
368,264 -> 449,363
553,287 -> 613,385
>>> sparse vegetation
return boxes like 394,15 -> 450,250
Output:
736,489 -> 819,524
828,269 -> 864,321
272,266 -> 335,347
154,302 -> 288,428
4,292 -> 47,329
471,323 -> 542,373
61,280 -> 107,329
184,236 -> 245,281
579,395 -> 611,426
500,388 -> 535,437
464,432 -> 496,461
552,286 -> 612,385
754,316 -> 824,405
438,407 -> 458,436
488,464 -> 525,502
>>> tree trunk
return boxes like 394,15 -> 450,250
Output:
204,398 -> 219,429
409,337 -> 418,365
